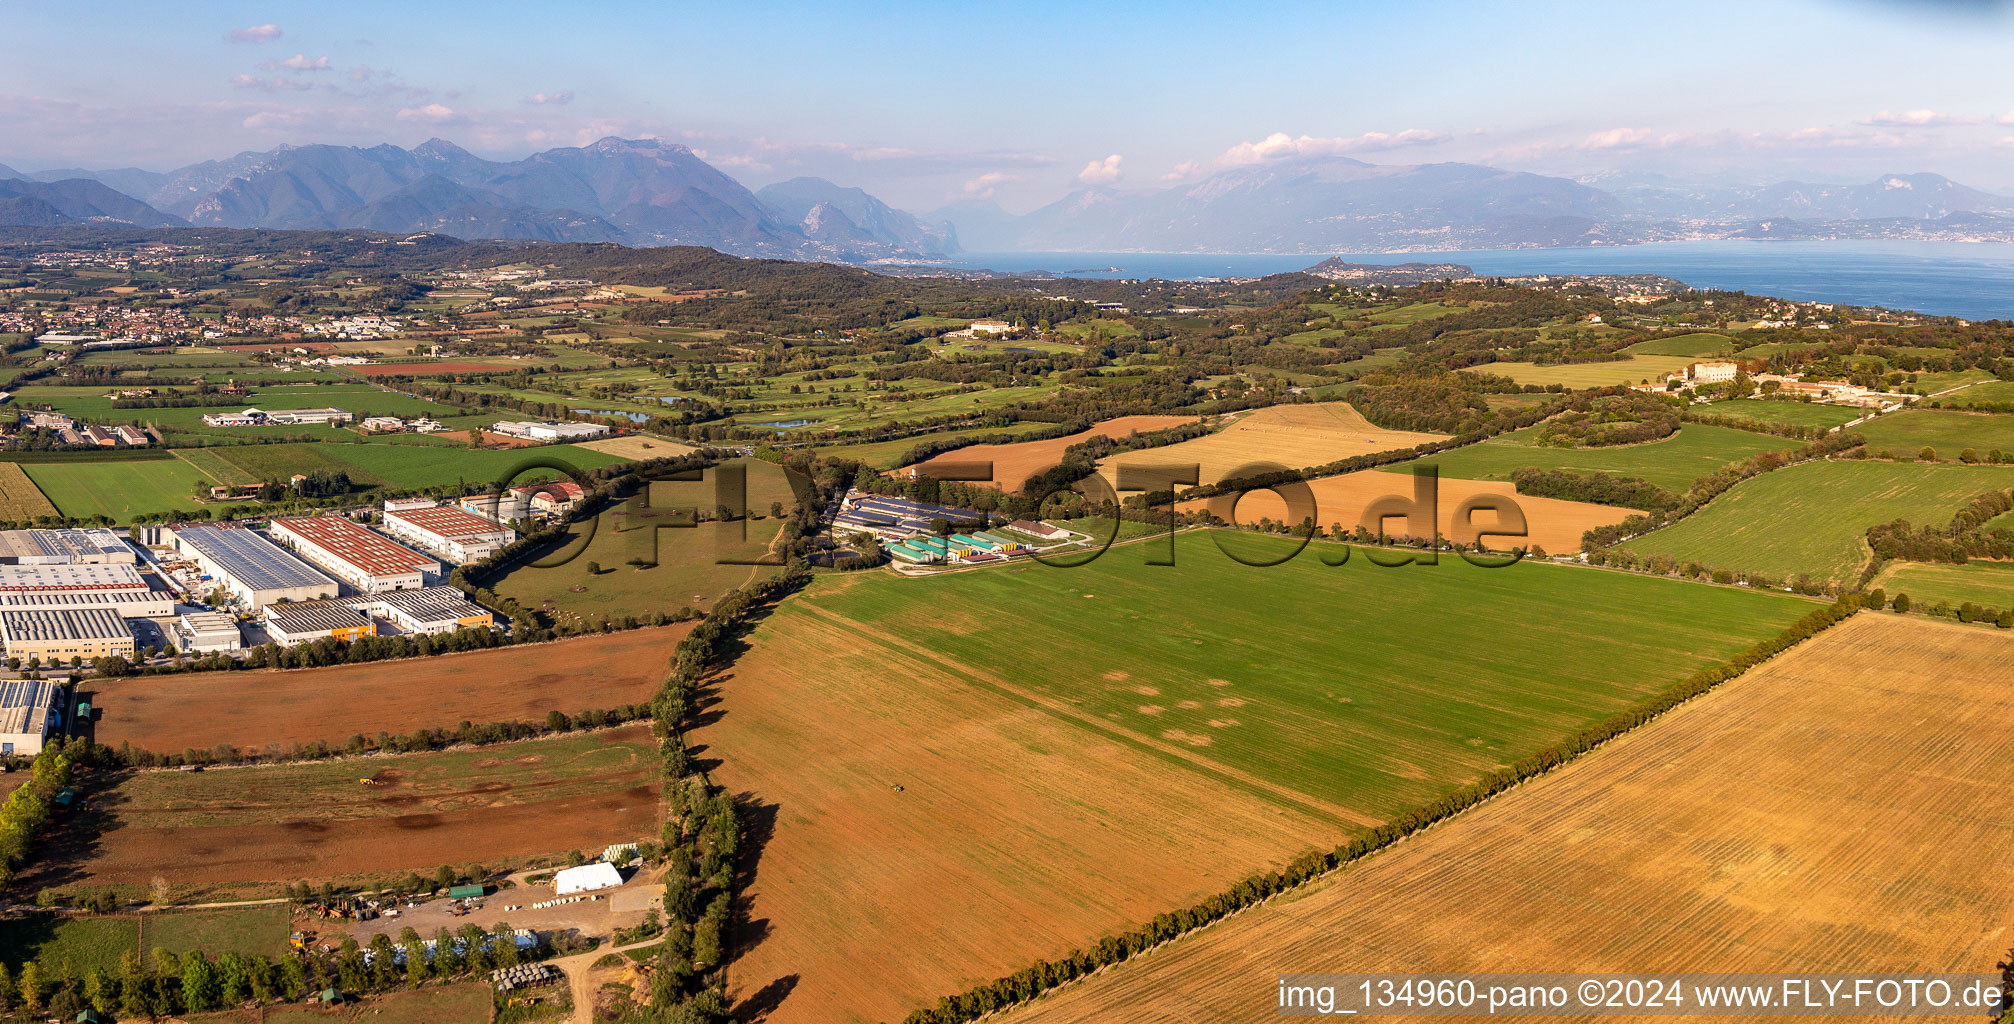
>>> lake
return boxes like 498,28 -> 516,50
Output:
951,241 -> 2014,321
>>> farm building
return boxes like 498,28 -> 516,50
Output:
0,608 -> 135,662
169,524 -> 339,609
176,611 -> 243,653
1005,520 -> 1069,541
886,540 -> 947,565
263,603 -> 375,645
0,563 -> 150,594
492,420 -> 610,442
383,506 -> 517,564
0,678 -> 60,756
350,587 -> 496,635
269,515 -> 441,593
0,528 -> 136,565
0,588 -> 174,618
553,862 -> 624,895
512,480 -> 585,517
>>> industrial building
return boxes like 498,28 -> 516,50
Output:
0,608 -> 136,662
176,611 -> 243,653
263,603 -> 375,645
0,679 -> 61,756
382,506 -> 517,564
269,516 -> 440,593
0,528 -> 136,565
0,563 -> 150,593
170,524 -> 339,609
351,587 -> 495,635
0,588 -> 175,618
492,420 -> 610,442
384,496 -> 438,513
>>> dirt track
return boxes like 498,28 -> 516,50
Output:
89,625 -> 690,755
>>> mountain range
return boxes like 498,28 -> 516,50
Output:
7,138 -> 2014,259
0,138 -> 956,260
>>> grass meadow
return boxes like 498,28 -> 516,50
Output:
1620,460 -> 2014,582
1393,423 -> 1797,493
1690,398 -> 1861,431
1857,409 -> 2014,457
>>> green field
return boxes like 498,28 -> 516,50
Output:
0,915 -> 137,973
1857,409 -> 2014,458
1480,355 -> 1695,388
1393,423 -> 1797,493
23,456 -> 208,520
1873,560 -> 2014,610
140,904 -> 293,959
1621,460 -> 2014,582
1623,333 -> 1737,357
1941,379 -> 2014,409
1690,398 -> 1861,431
814,421 -> 1057,469
789,530 -> 1813,822
495,459 -> 802,620
10,383 -> 472,441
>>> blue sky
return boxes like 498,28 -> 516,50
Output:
7,0 -> 2014,210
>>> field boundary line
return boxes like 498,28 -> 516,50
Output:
790,600 -> 1380,829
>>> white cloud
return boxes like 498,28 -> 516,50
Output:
1160,160 -> 1201,182
1580,127 -> 1657,150
225,24 -> 283,43
1077,153 -> 1124,185
241,109 -> 310,130
395,103 -> 459,123
264,54 -> 331,71
526,91 -> 574,106
962,171 -> 1012,197
228,74 -> 311,93
1217,129 -> 1448,166
1861,109 -> 1969,127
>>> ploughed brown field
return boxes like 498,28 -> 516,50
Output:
1176,468 -> 1629,554
27,724 -> 660,899
696,580 -> 1349,1024
1094,402 -> 1444,493
353,361 -> 513,376
909,415 -> 1199,492
87,626 -> 690,755
998,613 -> 2014,1023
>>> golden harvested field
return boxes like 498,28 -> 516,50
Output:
1000,614 -> 2014,1023
572,434 -> 700,460
698,581 -> 1348,1024
1176,468 -> 1629,554
910,415 -> 1199,492
0,462 -> 57,519
1095,402 -> 1444,492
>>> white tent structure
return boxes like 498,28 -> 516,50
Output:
553,862 -> 624,895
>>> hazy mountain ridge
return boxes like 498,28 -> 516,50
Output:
8,137 -> 2014,255
0,138 -> 950,260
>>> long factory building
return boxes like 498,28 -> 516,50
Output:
170,524 -> 338,609
268,515 -> 440,593
263,586 -> 495,645
382,506 -> 516,564
0,608 -> 136,662
0,528 -> 136,565
0,679 -> 61,756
